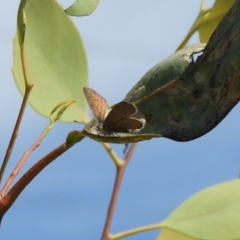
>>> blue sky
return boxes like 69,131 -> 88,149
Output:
1,0 -> 239,239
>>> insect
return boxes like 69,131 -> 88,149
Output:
83,87 -> 145,133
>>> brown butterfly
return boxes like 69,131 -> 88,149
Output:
83,87 -> 145,133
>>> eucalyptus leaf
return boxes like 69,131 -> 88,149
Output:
65,0 -> 100,17
49,100 -> 75,123
125,44 -> 206,141
125,1 -> 240,141
157,228 -> 197,240
198,0 -> 235,42
13,0 -> 88,123
158,180 -> 240,240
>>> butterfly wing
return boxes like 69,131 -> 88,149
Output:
103,101 -> 145,133
107,117 -> 145,133
106,101 -> 137,121
83,87 -> 109,124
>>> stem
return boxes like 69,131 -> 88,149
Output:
101,143 -> 137,240
0,125 -> 52,197
102,143 -> 122,166
0,36 -> 33,185
111,222 -> 161,239
124,143 -> 137,164
0,143 -> 67,217
0,84 -> 33,185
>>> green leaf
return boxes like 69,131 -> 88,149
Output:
176,0 -> 235,51
157,228 -> 197,240
13,0 -> 89,123
125,44 -> 207,141
126,0 -> 240,141
49,100 -> 75,123
198,0 -> 235,42
65,0 -> 100,17
158,180 -> 240,240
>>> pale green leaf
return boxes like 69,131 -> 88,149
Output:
158,180 -> 240,239
198,0 -> 235,42
49,100 -> 75,123
65,0 -> 100,17
176,0 -> 235,51
13,0 -> 89,123
157,228 -> 197,240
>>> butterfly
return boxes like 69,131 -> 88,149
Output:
83,87 -> 145,133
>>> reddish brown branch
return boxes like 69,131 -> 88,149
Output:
0,84 -> 33,185
101,143 -> 137,240
0,143 -> 67,219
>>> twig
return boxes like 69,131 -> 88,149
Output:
124,143 -> 137,164
0,125 -> 53,197
0,142 -> 67,217
0,41 -> 33,185
102,142 -> 122,166
111,222 -> 161,239
101,143 -> 137,240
